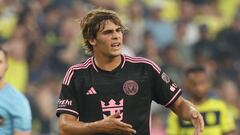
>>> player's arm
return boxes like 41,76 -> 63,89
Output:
169,96 -> 204,135
59,113 -> 136,135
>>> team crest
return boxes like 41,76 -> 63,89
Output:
123,80 -> 139,95
162,72 -> 170,83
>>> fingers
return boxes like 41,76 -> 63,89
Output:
115,120 -> 136,134
191,112 -> 204,135
109,112 -> 121,119
107,113 -> 136,134
199,113 -> 204,132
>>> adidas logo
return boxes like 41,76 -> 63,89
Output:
86,87 -> 97,95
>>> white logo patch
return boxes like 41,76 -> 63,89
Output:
162,72 -> 170,83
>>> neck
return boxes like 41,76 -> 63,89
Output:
94,54 -> 122,71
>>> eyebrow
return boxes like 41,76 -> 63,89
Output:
101,27 -> 122,33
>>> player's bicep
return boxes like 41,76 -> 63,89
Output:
151,69 -> 182,107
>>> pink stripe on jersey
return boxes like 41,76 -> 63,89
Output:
56,108 -> 79,116
91,57 -> 99,72
121,54 -> 126,69
63,61 -> 91,85
64,62 -> 92,85
63,58 -> 91,84
63,58 -> 92,85
164,89 -> 182,107
125,56 -> 161,74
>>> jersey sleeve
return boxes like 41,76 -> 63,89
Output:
11,95 -> 32,132
149,62 -> 182,107
56,68 -> 80,118
220,102 -> 236,133
166,111 -> 180,135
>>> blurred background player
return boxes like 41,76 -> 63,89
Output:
167,65 -> 236,135
0,47 -> 32,135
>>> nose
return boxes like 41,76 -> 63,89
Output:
112,31 -> 120,40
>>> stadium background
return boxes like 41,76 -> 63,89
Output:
0,0 -> 239,134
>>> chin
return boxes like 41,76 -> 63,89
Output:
109,51 -> 122,57
109,53 -> 121,58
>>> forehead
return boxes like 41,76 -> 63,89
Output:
99,20 -> 120,31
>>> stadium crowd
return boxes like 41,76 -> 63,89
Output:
0,0 -> 239,134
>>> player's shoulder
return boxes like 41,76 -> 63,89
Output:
67,57 -> 93,73
124,55 -> 152,63
124,55 -> 161,73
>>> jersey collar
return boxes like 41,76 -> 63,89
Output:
92,54 -> 126,73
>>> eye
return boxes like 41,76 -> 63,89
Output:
102,30 -> 113,35
116,28 -> 122,33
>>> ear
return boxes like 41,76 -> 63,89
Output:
88,39 -> 96,46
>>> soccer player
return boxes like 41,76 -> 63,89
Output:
0,47 -> 32,135
167,65 -> 236,135
56,9 -> 204,135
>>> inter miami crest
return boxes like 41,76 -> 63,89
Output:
123,80 -> 139,96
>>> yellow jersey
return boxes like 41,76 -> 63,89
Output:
166,98 -> 235,135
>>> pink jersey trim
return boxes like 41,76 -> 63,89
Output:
121,54 -> 126,69
125,56 -> 161,74
63,58 -> 92,84
91,57 -> 99,72
56,108 -> 79,116
63,58 -> 92,85
164,89 -> 182,107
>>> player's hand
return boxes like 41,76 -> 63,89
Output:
190,109 -> 204,135
99,112 -> 136,135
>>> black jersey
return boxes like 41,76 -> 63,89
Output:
56,55 -> 182,135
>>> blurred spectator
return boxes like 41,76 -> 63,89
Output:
3,38 -> 28,93
216,11 -> 240,60
125,0 -> 145,55
161,45 -> 183,85
142,31 -> 161,65
167,65 -> 236,135
0,47 -> 32,135
193,24 -> 217,63
217,79 -> 240,134
145,0 -> 175,50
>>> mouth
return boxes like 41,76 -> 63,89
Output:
111,42 -> 121,48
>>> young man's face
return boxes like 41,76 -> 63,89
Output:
185,72 -> 210,100
90,20 -> 123,57
0,51 -> 7,80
